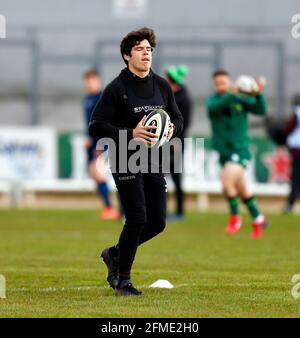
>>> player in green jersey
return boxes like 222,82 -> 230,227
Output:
206,70 -> 268,239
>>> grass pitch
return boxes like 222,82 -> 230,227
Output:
0,209 -> 299,318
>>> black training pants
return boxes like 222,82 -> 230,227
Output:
170,171 -> 183,215
112,172 -> 167,273
170,142 -> 185,215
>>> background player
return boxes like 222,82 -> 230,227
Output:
206,70 -> 268,239
284,94 -> 300,213
83,70 -> 120,221
165,65 -> 192,220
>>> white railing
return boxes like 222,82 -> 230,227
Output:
0,178 -> 289,204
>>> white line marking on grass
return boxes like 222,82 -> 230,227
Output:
8,283 -> 195,293
9,286 -> 104,293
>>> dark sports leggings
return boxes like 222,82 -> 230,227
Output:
112,172 -> 167,273
170,172 -> 183,215
170,143 -> 185,215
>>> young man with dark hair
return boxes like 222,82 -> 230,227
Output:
206,69 -> 268,239
83,70 -> 120,220
89,27 -> 183,296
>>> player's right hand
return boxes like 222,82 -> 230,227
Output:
230,84 -> 240,95
133,115 -> 158,145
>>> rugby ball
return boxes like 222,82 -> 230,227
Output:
236,75 -> 259,95
143,109 -> 171,148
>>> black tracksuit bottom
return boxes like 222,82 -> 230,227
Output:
170,139 -> 185,216
112,172 -> 167,274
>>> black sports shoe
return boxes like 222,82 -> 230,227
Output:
115,280 -> 142,296
100,248 -> 119,289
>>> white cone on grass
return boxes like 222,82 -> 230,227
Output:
149,279 -> 174,289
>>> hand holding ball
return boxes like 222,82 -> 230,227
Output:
133,109 -> 171,148
236,75 -> 259,96
143,109 -> 172,147
235,75 -> 266,96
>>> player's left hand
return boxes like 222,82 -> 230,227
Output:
167,122 -> 174,141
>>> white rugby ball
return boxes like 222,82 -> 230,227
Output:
143,109 -> 171,148
236,75 -> 259,95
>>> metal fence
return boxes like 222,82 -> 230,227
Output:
1,30 -> 300,125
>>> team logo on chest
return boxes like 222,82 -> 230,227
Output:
134,105 -> 163,114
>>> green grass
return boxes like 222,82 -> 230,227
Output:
0,209 -> 300,318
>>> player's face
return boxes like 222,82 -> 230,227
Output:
84,76 -> 101,94
127,39 -> 153,73
214,75 -> 231,95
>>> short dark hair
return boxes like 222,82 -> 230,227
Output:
83,69 -> 100,79
120,27 -> 156,65
212,69 -> 230,78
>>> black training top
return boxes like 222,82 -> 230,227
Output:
174,86 -> 192,140
88,67 -> 184,143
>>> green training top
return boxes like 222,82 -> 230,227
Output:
206,92 -> 267,155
